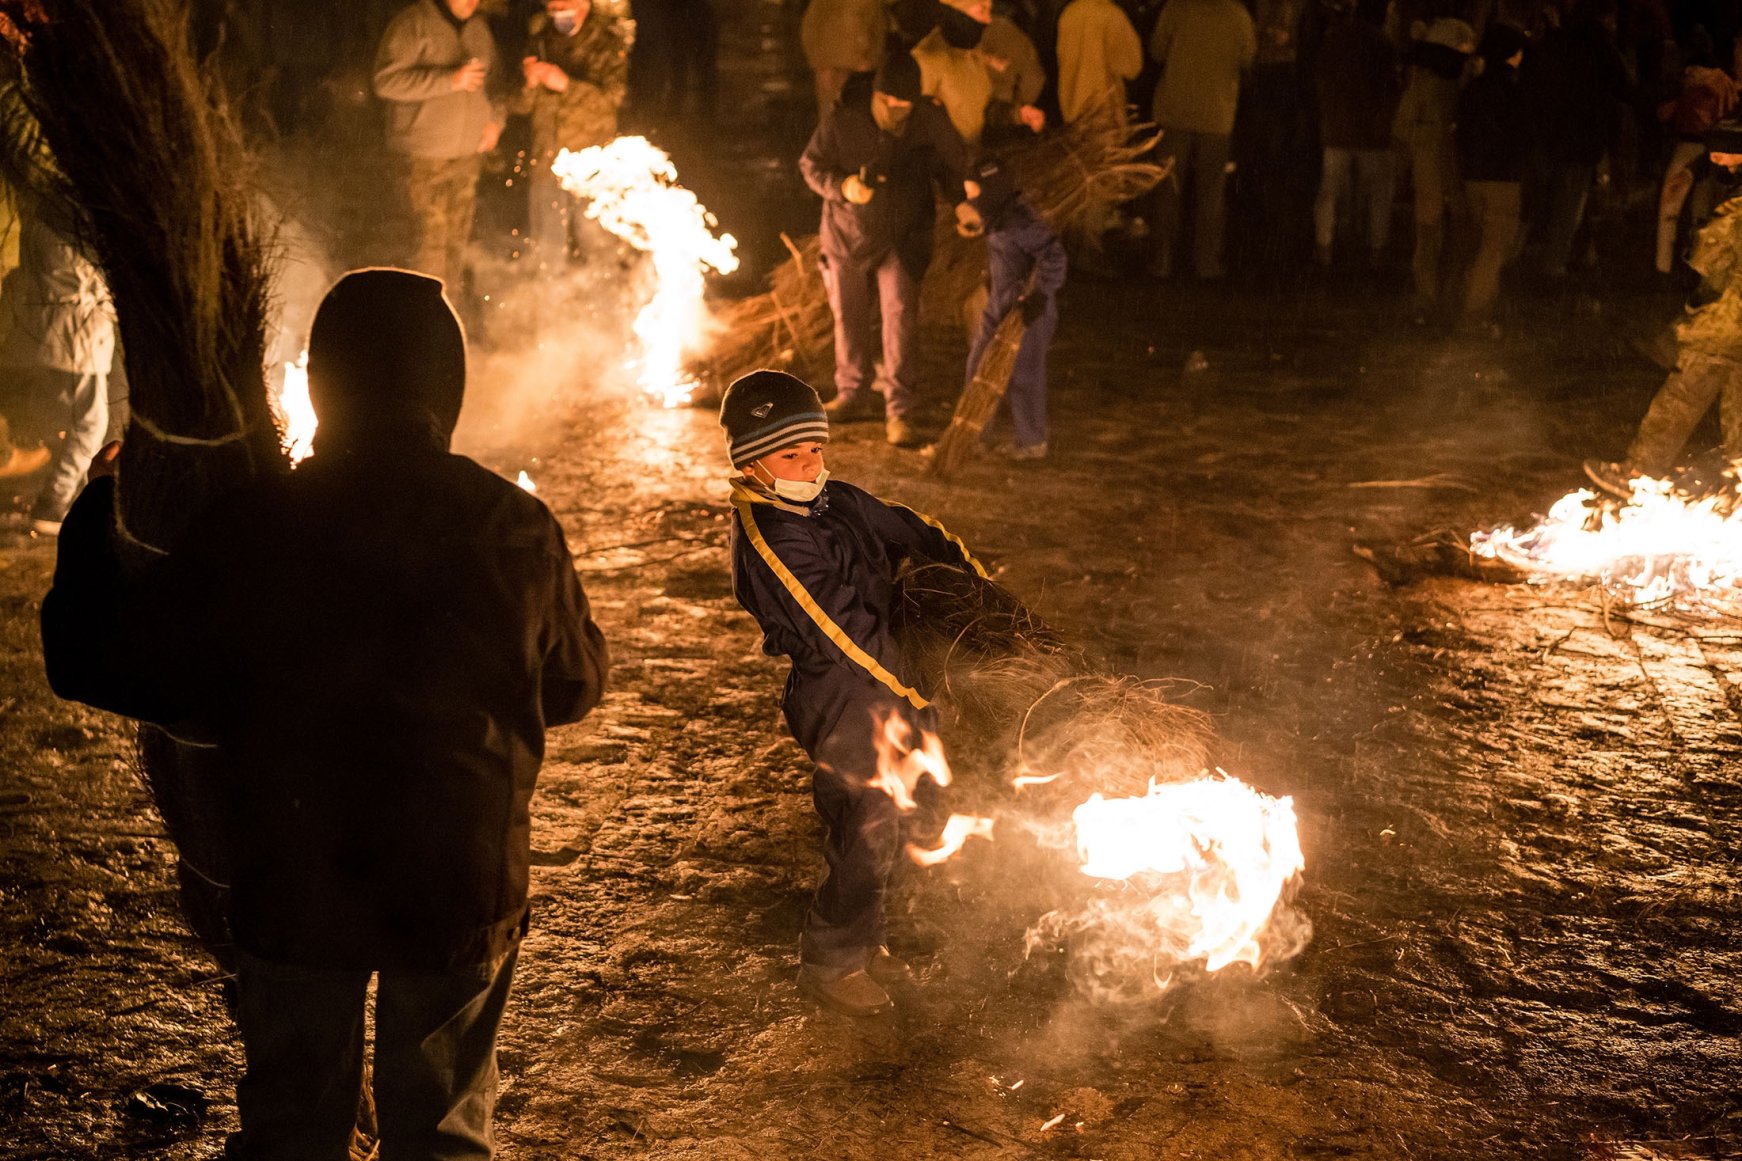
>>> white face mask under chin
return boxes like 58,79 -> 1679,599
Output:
766,467 -> 829,503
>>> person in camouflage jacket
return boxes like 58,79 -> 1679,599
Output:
515,0 -> 631,269
1586,122 -> 1742,495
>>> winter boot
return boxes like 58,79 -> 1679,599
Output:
797,963 -> 892,1016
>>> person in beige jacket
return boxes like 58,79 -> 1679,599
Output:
373,0 -> 507,294
913,0 -> 1044,149
1056,0 -> 1143,126
800,0 -> 887,115
1147,0 -> 1255,279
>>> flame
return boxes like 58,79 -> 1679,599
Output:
273,350 -> 316,465
869,709 -> 952,811
1068,772 -> 1305,973
1470,475 -> 1742,611
516,470 -> 537,493
549,137 -> 739,408
1011,770 -> 1061,791
908,813 -> 995,866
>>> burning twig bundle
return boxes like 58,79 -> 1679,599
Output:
0,0 -> 280,959
692,113 -> 1166,395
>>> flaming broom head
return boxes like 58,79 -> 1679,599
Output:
891,562 -> 1307,1001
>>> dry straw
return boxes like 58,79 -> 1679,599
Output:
692,110 -> 1166,397
1,0 -> 283,961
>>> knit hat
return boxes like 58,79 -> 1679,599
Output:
1477,21 -> 1527,65
1707,119 -> 1742,154
967,157 -> 1020,224
874,51 -> 922,103
307,268 -> 466,444
719,370 -> 829,467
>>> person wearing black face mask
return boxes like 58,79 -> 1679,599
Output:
1585,122 -> 1742,497
912,0 -> 1046,148
799,52 -> 976,447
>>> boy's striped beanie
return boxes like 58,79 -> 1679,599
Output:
719,370 -> 829,467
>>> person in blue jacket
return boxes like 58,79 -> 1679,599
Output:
721,369 -> 986,1016
960,156 -> 1067,461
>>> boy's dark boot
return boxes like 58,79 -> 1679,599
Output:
797,963 -> 892,1016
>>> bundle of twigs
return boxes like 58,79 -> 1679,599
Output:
692,111 -> 1165,396
894,562 -> 1212,801
1,0 -> 281,962
924,306 -> 1024,477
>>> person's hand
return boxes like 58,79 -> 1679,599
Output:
478,120 -> 503,153
981,50 -> 1009,73
523,58 -> 570,92
842,174 -> 875,204
452,57 -> 487,92
88,440 -> 121,481
954,200 -> 983,237
1016,104 -> 1045,133
1018,292 -> 1048,324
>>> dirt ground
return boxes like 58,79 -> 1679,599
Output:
6,2 -> 1742,1156
7,271 -> 1742,1159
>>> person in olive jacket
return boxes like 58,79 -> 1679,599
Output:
41,269 -> 607,1159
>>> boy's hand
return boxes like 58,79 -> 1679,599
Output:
88,440 -> 122,480
842,174 -> 875,204
1016,104 -> 1045,133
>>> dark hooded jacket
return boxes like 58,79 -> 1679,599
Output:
40,270 -> 607,971
799,84 -> 970,274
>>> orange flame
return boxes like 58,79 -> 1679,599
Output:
1470,476 -> 1742,612
548,137 -> 739,408
272,350 -> 316,465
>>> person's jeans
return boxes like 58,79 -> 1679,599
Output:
225,945 -> 519,1161
1152,128 -> 1232,278
1404,134 -> 1462,307
1626,350 -> 1742,475
1461,180 -> 1521,324
1538,162 -> 1594,277
28,368 -> 108,524
818,248 -> 919,419
1313,147 -> 1397,257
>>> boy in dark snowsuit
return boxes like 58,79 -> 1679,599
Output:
961,156 -> 1067,461
722,370 -> 986,1016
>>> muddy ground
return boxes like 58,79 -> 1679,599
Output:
7,273 -> 1742,1159
6,3 -> 1742,1156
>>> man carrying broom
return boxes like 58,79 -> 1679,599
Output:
42,269 -> 607,1158
721,369 -> 985,1015
799,50 -> 976,449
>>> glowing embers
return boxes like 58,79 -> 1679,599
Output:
1065,773 -> 1306,974
1470,475 -> 1742,613
273,350 -> 316,465
549,136 -> 739,408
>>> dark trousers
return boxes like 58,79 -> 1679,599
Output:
796,702 -> 939,969
819,248 -> 920,419
225,945 -> 518,1161
1152,128 -> 1232,278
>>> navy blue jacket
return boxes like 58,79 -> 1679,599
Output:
728,478 -> 982,757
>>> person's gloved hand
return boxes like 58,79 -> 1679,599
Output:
954,201 -> 984,238
1019,293 -> 1048,324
